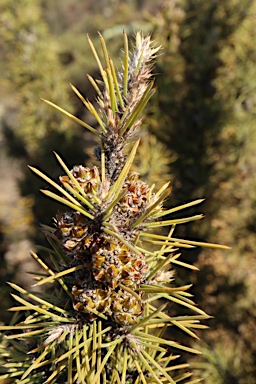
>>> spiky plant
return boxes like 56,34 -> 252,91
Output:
0,32 -> 229,384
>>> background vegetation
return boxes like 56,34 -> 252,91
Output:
0,0 -> 255,382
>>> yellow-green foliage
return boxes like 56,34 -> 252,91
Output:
0,0 -> 74,154
148,1 -> 256,383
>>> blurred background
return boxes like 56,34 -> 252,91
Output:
0,0 -> 256,383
